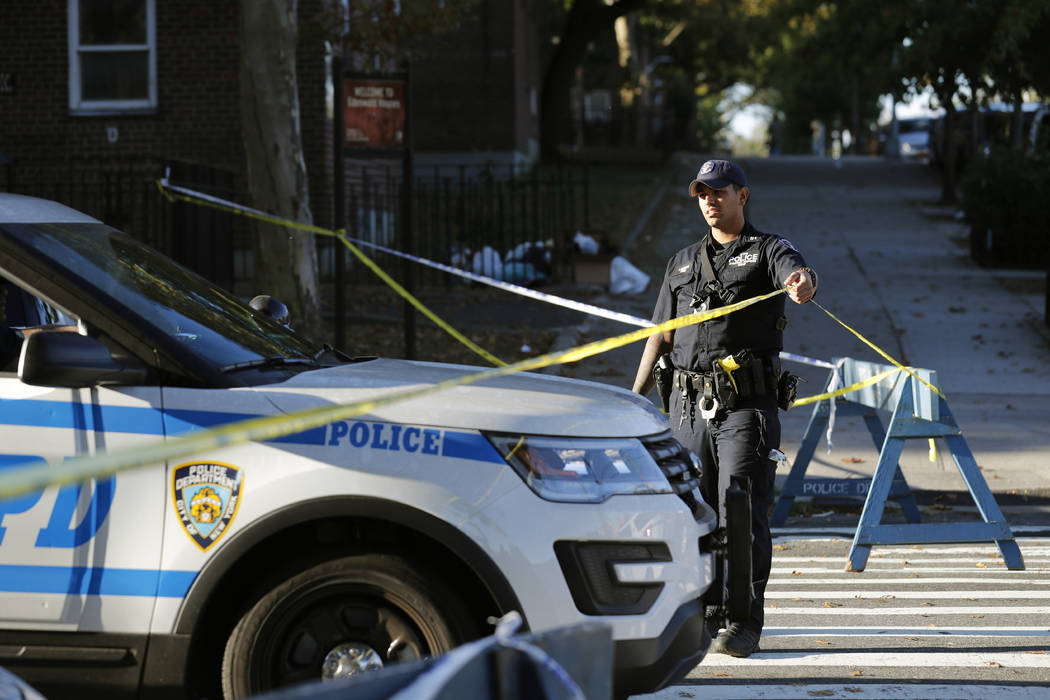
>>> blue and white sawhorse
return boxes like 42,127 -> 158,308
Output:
772,358 -> 1024,571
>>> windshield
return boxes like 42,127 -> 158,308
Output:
1,222 -> 322,370
898,119 -> 932,134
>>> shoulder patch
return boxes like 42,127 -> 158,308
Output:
676,263 -> 692,274
777,237 -> 799,253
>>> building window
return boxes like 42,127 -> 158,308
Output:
68,0 -> 157,114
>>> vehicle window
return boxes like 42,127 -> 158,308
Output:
0,223 -> 322,371
899,119 -> 932,134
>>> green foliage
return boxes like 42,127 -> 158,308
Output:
960,146 -> 1050,269
693,94 -> 727,152
751,0 -> 906,153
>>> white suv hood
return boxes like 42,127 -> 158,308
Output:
260,357 -> 670,438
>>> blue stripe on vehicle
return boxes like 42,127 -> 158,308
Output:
164,409 -> 327,445
441,430 -> 505,464
0,402 -> 492,460
0,564 -> 197,597
0,400 -> 325,445
0,399 -> 164,434
0,454 -> 45,470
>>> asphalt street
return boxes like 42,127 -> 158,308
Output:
543,154 -> 1050,699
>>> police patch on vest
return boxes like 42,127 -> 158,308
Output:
778,237 -> 799,252
172,461 -> 243,551
728,252 -> 759,267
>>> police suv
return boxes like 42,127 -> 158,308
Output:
0,194 -> 716,699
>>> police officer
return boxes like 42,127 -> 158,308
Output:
632,159 -> 816,658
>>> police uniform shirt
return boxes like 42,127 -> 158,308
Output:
651,222 -> 809,371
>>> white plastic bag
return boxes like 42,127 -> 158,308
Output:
609,255 -> 650,295
472,246 -> 502,278
573,231 -> 600,255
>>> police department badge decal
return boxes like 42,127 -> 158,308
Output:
172,461 -> 243,551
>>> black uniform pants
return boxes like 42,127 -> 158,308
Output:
670,391 -> 779,633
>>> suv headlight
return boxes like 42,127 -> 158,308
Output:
484,433 -> 673,503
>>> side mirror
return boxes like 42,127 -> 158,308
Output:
19,331 -> 149,388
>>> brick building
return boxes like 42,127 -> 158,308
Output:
0,0 -> 554,291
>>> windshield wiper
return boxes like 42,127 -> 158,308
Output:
220,356 -> 320,373
312,343 -> 353,364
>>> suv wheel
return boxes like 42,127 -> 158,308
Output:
221,553 -> 473,698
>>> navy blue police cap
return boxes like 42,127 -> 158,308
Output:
688,159 -> 748,195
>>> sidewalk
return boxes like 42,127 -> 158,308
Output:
543,154 -> 1050,525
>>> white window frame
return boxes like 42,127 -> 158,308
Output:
68,0 -> 158,114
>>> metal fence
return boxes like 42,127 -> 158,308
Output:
0,156 -> 238,291
325,162 -> 588,290
1,156 -> 589,299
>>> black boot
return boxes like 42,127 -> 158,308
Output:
711,622 -> 760,658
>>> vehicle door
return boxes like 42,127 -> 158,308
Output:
0,281 -> 168,634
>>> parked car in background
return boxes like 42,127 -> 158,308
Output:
896,117 -> 934,160
879,116 -> 936,160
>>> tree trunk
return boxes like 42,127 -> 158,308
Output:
937,89 -> 958,205
1012,93 -> 1024,151
239,0 -> 323,342
849,79 -> 861,155
539,0 -> 647,161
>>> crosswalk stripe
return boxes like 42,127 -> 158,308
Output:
635,684 -> 1050,699
771,566 -> 1049,574
773,528 -> 1050,538
696,651 -> 1050,667
769,577 -> 1050,584
772,556 -> 1049,564
762,626 -> 1050,637
652,534 -> 1050,699
765,606 -> 1050,615
765,590 -> 1050,599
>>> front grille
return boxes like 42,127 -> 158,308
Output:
642,431 -> 704,514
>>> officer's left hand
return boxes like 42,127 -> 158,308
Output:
784,269 -> 815,304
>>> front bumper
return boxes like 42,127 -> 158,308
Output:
611,597 -> 710,698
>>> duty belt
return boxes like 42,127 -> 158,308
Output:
672,355 -> 780,426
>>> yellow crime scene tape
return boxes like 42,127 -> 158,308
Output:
0,289 -> 783,500
155,180 -> 507,367
156,178 -> 941,405
0,182 -> 944,498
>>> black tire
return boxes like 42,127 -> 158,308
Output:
221,553 -> 474,699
